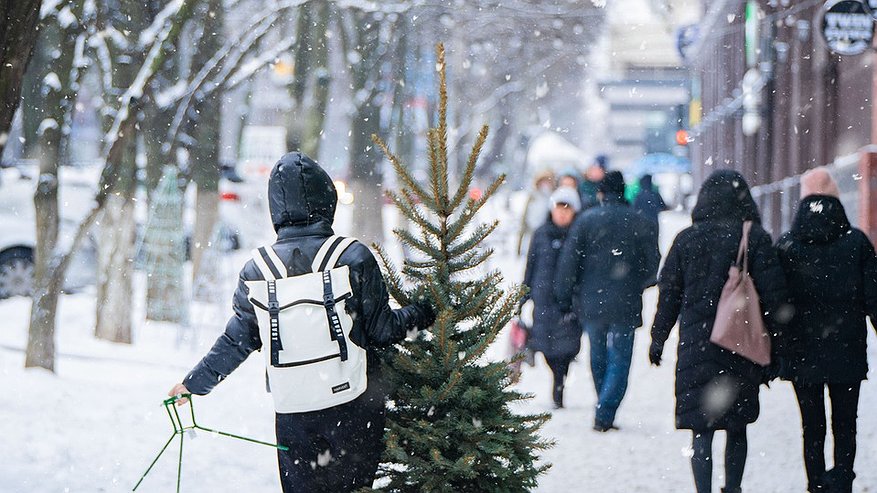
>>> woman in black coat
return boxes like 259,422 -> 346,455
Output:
649,169 -> 789,493
775,167 -> 877,493
523,186 -> 583,409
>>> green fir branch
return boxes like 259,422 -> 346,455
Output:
372,134 -> 437,211
373,244 -> 413,306
435,44 -> 450,206
427,129 -> 447,212
461,172 -> 506,223
449,124 -> 489,210
446,248 -> 494,275
460,293 -> 520,367
386,190 -> 442,237
447,221 -> 499,258
454,288 -> 503,322
394,229 -> 440,259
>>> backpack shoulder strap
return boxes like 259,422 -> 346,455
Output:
252,246 -> 286,280
263,245 -> 289,278
324,237 -> 356,270
312,235 -> 354,272
311,235 -> 341,272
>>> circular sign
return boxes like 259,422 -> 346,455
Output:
820,0 -> 874,56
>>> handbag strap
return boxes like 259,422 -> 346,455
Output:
736,221 -> 753,274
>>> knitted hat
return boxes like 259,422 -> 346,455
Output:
550,186 -> 582,212
800,167 -> 839,199
599,170 -> 626,197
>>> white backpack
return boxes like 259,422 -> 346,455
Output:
246,235 -> 367,413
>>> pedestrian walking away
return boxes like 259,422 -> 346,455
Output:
578,155 -> 607,210
649,169 -> 790,493
167,152 -> 435,493
775,167 -> 877,493
632,174 -> 668,227
517,169 -> 556,256
522,186 -> 583,409
554,170 -> 660,431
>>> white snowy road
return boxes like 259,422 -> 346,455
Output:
1,210 -> 876,492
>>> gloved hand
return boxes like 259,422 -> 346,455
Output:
517,294 -> 531,312
648,340 -> 663,367
559,311 -> 576,325
414,301 -> 436,328
761,359 -> 783,386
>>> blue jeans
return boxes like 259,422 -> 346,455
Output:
585,322 -> 635,426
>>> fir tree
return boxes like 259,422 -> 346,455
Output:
369,43 -> 551,493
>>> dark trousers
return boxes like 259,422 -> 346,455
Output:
793,381 -> 861,493
275,393 -> 385,493
691,427 -> 747,493
544,355 -> 573,405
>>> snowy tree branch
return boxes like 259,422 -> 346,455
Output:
160,2 -> 304,157
50,0 -> 196,289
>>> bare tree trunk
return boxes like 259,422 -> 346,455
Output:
0,0 -> 42,157
25,10 -> 81,370
189,0 -> 223,284
94,136 -> 137,343
478,97 -> 512,179
284,3 -> 312,152
94,191 -> 135,343
300,0 -> 330,158
344,10 -> 386,245
191,190 -> 219,282
93,0 -> 145,343
348,107 -> 384,245
26,126 -> 61,370
20,32 -> 52,159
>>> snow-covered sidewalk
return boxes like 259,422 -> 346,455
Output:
2,211 -> 876,492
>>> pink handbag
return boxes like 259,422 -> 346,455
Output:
709,221 -> 772,366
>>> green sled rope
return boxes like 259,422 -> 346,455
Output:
133,394 -> 288,492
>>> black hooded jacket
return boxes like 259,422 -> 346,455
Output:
650,170 -> 789,430
633,175 -> 667,225
183,152 -> 432,402
553,191 -> 660,328
776,195 -> 877,384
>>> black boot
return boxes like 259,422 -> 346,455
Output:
806,476 -> 826,492
824,468 -> 854,493
720,488 -> 742,493
552,384 -> 564,409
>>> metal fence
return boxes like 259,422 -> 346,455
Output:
751,152 -> 861,238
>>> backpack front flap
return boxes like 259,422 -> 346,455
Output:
245,267 -> 353,365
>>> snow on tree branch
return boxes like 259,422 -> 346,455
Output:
138,0 -> 185,48
51,0 -> 197,288
160,0 -> 310,157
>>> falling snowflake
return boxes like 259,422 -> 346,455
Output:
316,449 -> 333,467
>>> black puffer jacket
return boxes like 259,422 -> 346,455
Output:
554,196 -> 660,328
523,220 -> 581,360
650,170 -> 789,431
776,195 -> 877,385
184,152 -> 432,406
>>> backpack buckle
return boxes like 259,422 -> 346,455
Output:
322,271 -> 335,307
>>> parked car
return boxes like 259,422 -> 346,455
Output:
0,165 -> 98,299
0,161 -> 257,300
